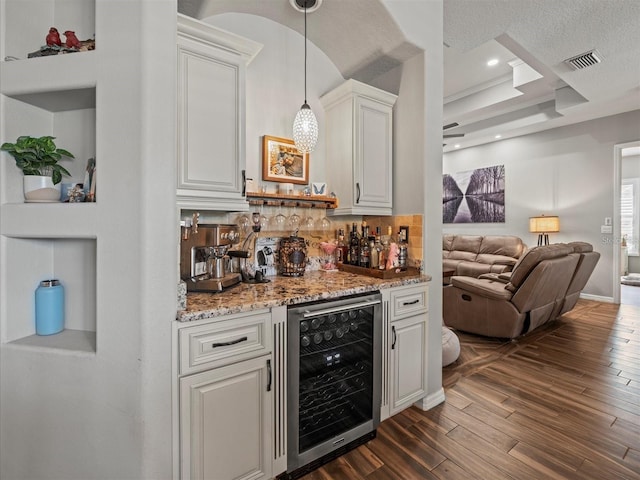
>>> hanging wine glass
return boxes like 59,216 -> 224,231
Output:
251,211 -> 261,232
316,210 -> 331,231
287,204 -> 301,231
259,204 -> 269,231
237,214 -> 251,235
303,212 -> 316,232
271,202 -> 287,231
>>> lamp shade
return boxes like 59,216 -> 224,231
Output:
529,215 -> 560,233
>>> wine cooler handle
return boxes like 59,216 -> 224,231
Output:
391,325 -> 397,350
356,182 -> 360,204
302,299 -> 381,318
211,336 -> 248,348
266,359 -> 272,392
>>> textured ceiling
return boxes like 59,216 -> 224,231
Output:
178,0 -> 640,151
443,0 -> 640,150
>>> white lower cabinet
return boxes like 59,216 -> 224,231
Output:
180,355 -> 273,480
177,309 -> 275,480
381,283 -> 429,420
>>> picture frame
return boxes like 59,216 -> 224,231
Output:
262,135 -> 309,185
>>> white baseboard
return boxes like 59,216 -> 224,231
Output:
415,388 -> 445,411
580,293 -> 613,303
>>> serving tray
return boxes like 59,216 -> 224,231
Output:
337,264 -> 421,279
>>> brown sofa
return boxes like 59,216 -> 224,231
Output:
443,234 -> 526,279
443,242 -> 600,339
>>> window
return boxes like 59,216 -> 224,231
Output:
621,178 -> 639,255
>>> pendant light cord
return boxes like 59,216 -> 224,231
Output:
304,2 -> 308,104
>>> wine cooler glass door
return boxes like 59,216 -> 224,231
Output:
287,292 -> 381,473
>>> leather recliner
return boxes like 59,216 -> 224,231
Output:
558,242 -> 600,316
443,243 -> 585,339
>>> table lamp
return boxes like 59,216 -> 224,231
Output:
529,215 -> 560,246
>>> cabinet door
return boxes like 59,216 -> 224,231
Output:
177,34 -> 247,210
180,355 -> 272,480
354,96 -> 393,211
389,314 -> 427,416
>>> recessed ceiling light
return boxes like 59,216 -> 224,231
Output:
495,134 -> 502,139
487,58 -> 499,67
454,144 -> 461,148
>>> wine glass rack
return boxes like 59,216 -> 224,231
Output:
246,191 -> 338,209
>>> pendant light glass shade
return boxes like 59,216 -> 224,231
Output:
293,103 -> 318,153
292,1 -> 318,154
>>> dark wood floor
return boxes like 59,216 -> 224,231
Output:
301,299 -> 640,479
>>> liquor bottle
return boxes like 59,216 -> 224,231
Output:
397,230 -> 408,270
379,238 -> 389,270
369,236 -> 379,268
349,223 -> 360,265
359,223 -> 371,268
336,229 -> 348,264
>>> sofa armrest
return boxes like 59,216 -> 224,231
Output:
450,276 -> 514,301
478,272 -> 512,283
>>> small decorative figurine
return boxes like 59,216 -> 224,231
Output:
46,27 -> 62,47
64,31 -> 81,49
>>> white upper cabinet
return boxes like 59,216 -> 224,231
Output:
321,79 -> 397,216
176,15 -> 262,211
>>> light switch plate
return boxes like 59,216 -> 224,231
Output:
601,225 -> 613,234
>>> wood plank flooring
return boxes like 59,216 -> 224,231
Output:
300,299 -> 640,479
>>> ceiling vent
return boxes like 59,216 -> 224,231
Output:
564,50 -> 602,70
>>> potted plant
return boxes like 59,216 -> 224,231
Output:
1,135 -> 74,202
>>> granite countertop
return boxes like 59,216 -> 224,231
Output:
177,270 -> 431,322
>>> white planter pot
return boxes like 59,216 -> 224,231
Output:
23,175 -> 62,202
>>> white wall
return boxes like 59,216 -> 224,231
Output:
0,2 -> 177,479
204,13 -> 343,188
443,109 -> 640,299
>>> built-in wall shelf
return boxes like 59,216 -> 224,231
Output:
0,202 -> 98,237
1,52 -> 97,108
8,329 -> 96,354
246,192 -> 338,209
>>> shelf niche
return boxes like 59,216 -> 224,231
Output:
4,237 -> 97,353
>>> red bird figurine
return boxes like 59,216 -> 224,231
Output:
63,30 -> 81,49
45,27 -> 61,47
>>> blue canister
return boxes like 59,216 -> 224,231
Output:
35,279 -> 65,335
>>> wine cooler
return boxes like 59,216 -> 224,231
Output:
285,292 -> 382,478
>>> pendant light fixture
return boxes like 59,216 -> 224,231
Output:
292,0 -> 319,154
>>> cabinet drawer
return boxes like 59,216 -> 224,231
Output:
390,284 -> 428,321
179,309 -> 272,375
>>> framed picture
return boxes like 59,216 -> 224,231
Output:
262,135 -> 309,185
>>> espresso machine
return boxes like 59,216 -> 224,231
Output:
180,223 -> 244,292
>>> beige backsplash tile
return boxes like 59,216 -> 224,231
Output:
364,214 -> 424,268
